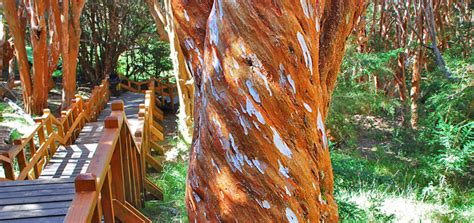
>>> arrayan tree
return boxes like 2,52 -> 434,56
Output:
145,0 -> 194,143
172,0 -> 363,221
2,0 -> 85,113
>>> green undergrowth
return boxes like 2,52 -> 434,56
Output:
332,147 -> 473,222
143,136 -> 188,223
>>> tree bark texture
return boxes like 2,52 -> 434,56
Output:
172,0 -> 363,221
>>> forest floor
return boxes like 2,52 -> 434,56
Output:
332,115 -> 473,222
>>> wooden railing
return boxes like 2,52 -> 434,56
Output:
135,80 -> 166,200
119,75 -> 177,109
0,78 -> 109,180
65,101 -> 151,223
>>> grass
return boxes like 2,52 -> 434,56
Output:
332,146 -> 473,222
143,161 -> 188,223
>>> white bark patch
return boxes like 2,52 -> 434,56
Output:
317,109 -> 328,148
246,80 -> 261,103
285,186 -> 292,196
217,0 -> 223,20
300,0 -> 310,18
239,116 -> 249,135
212,159 -> 221,174
303,102 -> 313,113
255,69 -> 273,96
208,4 -> 219,45
244,155 -> 254,167
184,9 -> 190,22
252,159 -> 265,174
286,208 -> 299,223
245,97 -> 266,124
278,160 -> 290,178
271,127 -> 293,158
297,32 -> 313,76
262,200 -> 271,209
192,191 -> 201,203
233,58 -> 240,69
287,74 -> 296,94
315,17 -> 320,32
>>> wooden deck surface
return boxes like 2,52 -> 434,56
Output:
0,91 -> 144,222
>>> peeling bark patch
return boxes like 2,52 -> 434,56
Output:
278,160 -> 290,178
262,200 -> 271,209
245,97 -> 266,124
255,69 -> 273,96
317,109 -> 328,148
252,159 -> 265,174
239,116 -> 249,135
287,74 -> 296,94
212,159 -> 221,174
193,191 -> 201,203
296,32 -> 313,76
184,9 -> 190,22
285,186 -> 292,196
286,208 -> 299,223
246,80 -> 261,103
303,102 -> 312,113
271,127 -> 292,158
208,5 -> 219,45
300,0 -> 310,18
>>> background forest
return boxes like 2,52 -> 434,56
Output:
0,0 -> 472,222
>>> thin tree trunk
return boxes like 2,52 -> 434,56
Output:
146,0 -> 195,143
173,0 -> 363,221
423,0 -> 452,79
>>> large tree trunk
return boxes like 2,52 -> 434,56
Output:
3,0 -> 33,113
146,0 -> 195,143
172,0 -> 362,221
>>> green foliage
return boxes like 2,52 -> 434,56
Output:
331,33 -> 473,222
118,38 -> 173,82
144,160 -> 188,223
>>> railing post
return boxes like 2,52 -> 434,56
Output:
42,109 -> 57,154
75,173 -> 101,223
75,94 -> 84,112
1,151 -> 15,180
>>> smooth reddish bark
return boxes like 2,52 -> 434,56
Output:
173,1 -> 362,221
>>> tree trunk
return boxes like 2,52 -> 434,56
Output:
28,0 -> 49,114
173,1 -> 362,221
146,0 -> 195,143
3,0 -> 33,113
423,0 -> 452,79
56,0 -> 85,108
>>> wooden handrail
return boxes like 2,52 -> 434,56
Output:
65,100 -> 151,223
118,75 -> 177,109
0,78 -> 109,180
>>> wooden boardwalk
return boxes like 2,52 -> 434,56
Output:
0,92 -> 145,222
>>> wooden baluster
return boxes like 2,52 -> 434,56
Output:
71,99 -> 79,141
122,124 -> 132,203
2,144 -> 16,180
43,110 -> 57,154
61,111 -> 69,139
14,139 -> 29,179
129,130 -> 141,207
27,139 -> 40,178
101,169 -> 116,223
34,118 -> 47,173
75,95 -> 84,112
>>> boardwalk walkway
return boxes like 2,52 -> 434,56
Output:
0,91 -> 145,222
